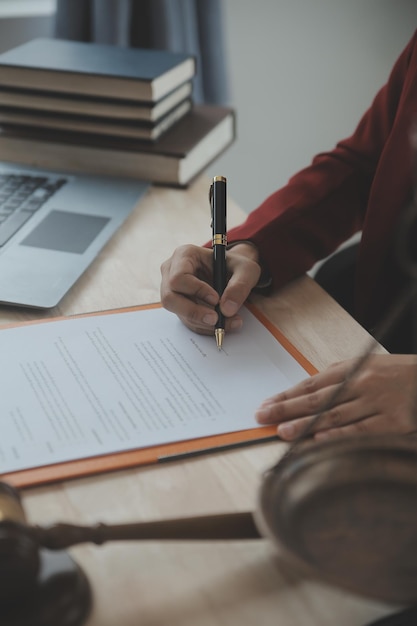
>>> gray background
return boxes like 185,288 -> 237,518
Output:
207,0 -> 417,213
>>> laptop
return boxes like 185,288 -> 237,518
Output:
0,161 -> 149,308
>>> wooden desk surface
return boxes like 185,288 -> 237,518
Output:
1,177 -> 395,625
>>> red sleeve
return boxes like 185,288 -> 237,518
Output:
227,30 -> 417,290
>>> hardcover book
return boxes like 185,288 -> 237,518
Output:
0,38 -> 196,102
0,99 -> 192,141
0,105 -> 236,187
0,82 -> 193,122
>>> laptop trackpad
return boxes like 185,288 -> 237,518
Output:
20,210 -> 111,254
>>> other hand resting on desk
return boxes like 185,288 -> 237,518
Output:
160,243 -> 417,440
255,354 -> 417,441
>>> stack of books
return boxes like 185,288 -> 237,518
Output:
0,38 -> 236,187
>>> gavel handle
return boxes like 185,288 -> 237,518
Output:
31,511 -> 262,550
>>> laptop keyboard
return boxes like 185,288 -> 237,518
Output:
0,173 -> 67,246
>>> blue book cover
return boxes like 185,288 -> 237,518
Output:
0,38 -> 196,103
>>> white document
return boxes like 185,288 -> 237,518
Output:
0,306 -> 309,473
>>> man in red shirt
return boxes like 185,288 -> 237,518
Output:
160,30 -> 417,442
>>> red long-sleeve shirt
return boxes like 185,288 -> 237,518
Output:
227,30 -> 417,332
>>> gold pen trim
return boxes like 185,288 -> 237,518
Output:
213,175 -> 226,183
212,234 -> 227,246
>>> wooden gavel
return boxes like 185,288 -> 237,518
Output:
0,481 -> 261,606
3,434 -> 417,609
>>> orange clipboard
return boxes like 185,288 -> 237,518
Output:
1,302 -> 317,489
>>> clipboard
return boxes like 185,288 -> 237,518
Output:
1,302 -> 317,489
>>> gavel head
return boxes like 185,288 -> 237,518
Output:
0,482 -> 40,605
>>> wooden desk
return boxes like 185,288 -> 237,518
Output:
1,177 -> 395,626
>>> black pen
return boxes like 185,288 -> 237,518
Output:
210,175 -> 227,350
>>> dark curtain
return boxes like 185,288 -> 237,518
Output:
54,0 -> 229,105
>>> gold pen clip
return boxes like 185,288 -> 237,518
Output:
209,181 -> 214,228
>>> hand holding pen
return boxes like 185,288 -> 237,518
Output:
161,178 -> 261,337
210,175 -> 227,349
